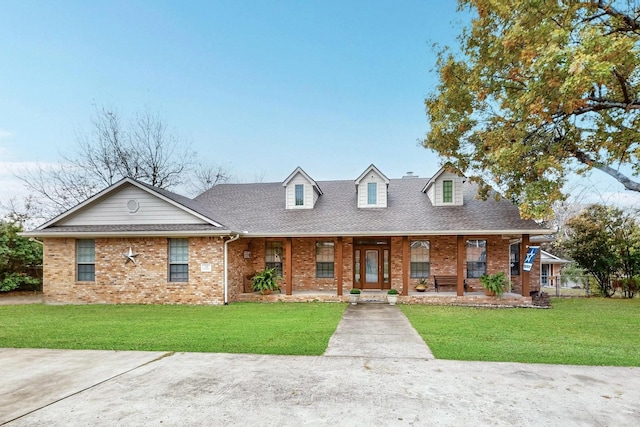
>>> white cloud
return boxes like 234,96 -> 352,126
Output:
0,129 -> 12,139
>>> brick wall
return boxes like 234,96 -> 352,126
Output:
42,236 -> 225,305
43,234 -> 539,304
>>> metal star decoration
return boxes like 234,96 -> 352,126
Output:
123,247 -> 139,265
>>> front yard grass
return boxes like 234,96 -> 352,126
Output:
0,303 -> 346,355
401,298 -> 640,366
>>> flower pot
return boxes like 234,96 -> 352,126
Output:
261,289 -> 272,295
415,284 -> 426,292
349,294 -> 360,305
484,289 -> 496,297
387,294 -> 399,305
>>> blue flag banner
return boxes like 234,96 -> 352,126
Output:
522,246 -> 540,272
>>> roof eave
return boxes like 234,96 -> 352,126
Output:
20,230 -> 238,239
239,229 -> 554,238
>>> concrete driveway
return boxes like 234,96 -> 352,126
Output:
1,304 -> 639,426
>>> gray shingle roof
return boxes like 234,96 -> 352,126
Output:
194,178 -> 545,235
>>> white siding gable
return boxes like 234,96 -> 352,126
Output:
428,171 -> 464,206
356,169 -> 388,208
284,174 -> 317,209
60,184 -> 208,226
282,167 -> 322,210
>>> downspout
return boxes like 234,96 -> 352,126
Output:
223,233 -> 241,305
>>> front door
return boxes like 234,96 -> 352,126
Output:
354,244 -> 390,289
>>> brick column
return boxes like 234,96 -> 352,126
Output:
402,236 -> 409,296
521,234 -> 530,297
457,235 -> 465,296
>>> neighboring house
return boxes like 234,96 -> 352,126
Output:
540,250 -> 571,287
23,164 -> 550,305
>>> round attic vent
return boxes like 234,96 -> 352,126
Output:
127,199 -> 139,213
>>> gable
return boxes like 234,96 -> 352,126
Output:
423,165 -> 465,206
59,183 -> 209,226
355,164 -> 389,209
282,167 -> 322,210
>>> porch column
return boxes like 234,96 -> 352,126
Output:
285,237 -> 292,296
521,234 -> 530,297
456,235 -> 465,296
402,236 -> 409,296
336,237 -> 343,296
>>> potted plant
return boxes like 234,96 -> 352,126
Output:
349,288 -> 361,305
479,272 -> 507,297
251,267 -> 281,295
387,288 -> 399,305
415,278 -> 428,292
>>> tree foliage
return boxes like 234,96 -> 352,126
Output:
17,106 -> 230,223
424,0 -> 640,219
0,221 -> 42,292
565,204 -> 640,297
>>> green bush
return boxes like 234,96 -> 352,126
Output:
479,272 -> 508,297
251,268 -> 281,294
0,221 -> 42,292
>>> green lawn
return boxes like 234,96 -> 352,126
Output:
401,298 -> 640,366
0,303 -> 346,355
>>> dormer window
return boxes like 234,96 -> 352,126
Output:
282,167 -> 323,210
295,184 -> 304,206
355,164 -> 389,209
422,165 -> 465,207
443,180 -> 453,203
367,182 -> 377,205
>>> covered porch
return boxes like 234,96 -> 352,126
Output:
228,233 -> 541,304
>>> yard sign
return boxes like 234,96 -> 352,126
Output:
522,246 -> 540,272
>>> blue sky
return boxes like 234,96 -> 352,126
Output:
1,0 -> 638,208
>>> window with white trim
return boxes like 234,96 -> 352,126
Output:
466,239 -> 487,278
77,239 -> 95,282
169,238 -> 189,282
410,240 -> 430,278
295,184 -> 304,206
265,241 -> 283,276
367,182 -> 377,204
316,241 -> 334,278
443,180 -> 453,203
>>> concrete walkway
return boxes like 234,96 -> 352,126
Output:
325,303 -> 433,359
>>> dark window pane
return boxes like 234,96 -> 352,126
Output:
295,184 -> 304,206
410,262 -> 430,278
466,261 -> 486,278
265,262 -> 283,277
316,262 -> 334,278
169,264 -> 189,282
510,244 -> 520,276
77,264 -> 95,282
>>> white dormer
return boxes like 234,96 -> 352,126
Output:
282,167 -> 323,209
422,165 -> 465,206
355,164 -> 389,208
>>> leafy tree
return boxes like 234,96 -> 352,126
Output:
424,0 -> 640,219
17,106 -> 230,222
565,204 -> 640,297
0,220 -> 42,292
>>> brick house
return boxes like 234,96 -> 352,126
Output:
24,164 -> 550,305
